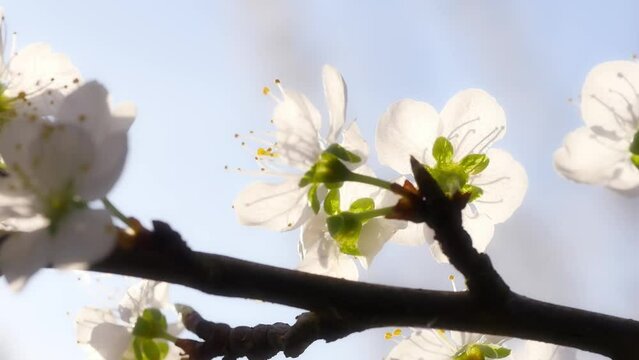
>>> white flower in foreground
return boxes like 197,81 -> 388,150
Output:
0,81 -> 135,290
297,170 -> 403,280
234,65 -> 368,231
0,8 -> 82,127
376,89 -> 528,262
76,280 -> 183,360
554,61 -> 639,191
386,328 -> 510,360
510,340 -> 578,360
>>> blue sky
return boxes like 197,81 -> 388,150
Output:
1,1 -> 638,359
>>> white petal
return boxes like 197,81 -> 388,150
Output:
0,113 -> 43,171
234,178 -> 311,231
27,123 -> 96,195
440,89 -> 507,159
357,218 -> 398,268
297,214 -> 358,280
471,148 -> 528,224
4,43 -> 82,117
272,90 -> 322,169
386,329 -> 453,360
119,280 -> 169,323
462,212 -> 495,254
376,99 -> 440,174
554,127 -> 639,190
82,321 -> 132,360
389,222 -> 427,246
49,209 -> 116,269
339,167 -> 379,208
510,340 -> 578,360
322,65 -> 346,143
340,122 -> 369,164
581,61 -> 639,137
451,331 -> 482,346
0,229 -> 50,290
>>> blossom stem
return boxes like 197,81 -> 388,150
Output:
354,206 -> 395,222
347,172 -> 393,190
101,197 -> 132,227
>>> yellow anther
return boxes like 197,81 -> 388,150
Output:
393,328 -> 402,336
436,329 -> 446,335
262,86 -> 271,95
384,332 -> 393,340
448,274 -> 455,281
274,79 -> 281,84
257,147 -> 277,158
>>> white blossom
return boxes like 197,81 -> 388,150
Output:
233,65 -> 368,231
376,89 -> 528,262
76,280 -> 183,360
554,61 -> 639,192
0,81 -> 135,290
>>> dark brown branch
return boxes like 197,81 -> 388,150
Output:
89,220 -> 639,359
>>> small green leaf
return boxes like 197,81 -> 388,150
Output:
476,344 -> 511,359
324,189 -> 341,215
308,184 -> 320,214
460,153 -> 490,175
349,198 -> 375,213
324,143 -> 362,163
632,154 -> 639,169
326,213 -> 362,255
432,136 -> 454,164
142,339 -> 161,360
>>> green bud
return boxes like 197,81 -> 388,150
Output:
132,308 -> 168,339
459,153 -> 490,175
324,189 -> 341,215
349,198 -> 375,213
630,130 -> 639,155
432,136 -> 454,164
299,153 -> 353,186
454,344 -> 511,360
461,184 -> 484,202
631,154 -> 639,170
324,143 -> 362,163
326,212 -> 363,255
427,163 -> 469,198
308,184 -> 321,214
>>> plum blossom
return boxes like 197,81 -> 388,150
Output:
376,89 -> 528,262
233,65 -> 368,231
510,340 -> 578,360
554,61 -> 639,192
386,328 -> 510,360
0,81 -> 135,290
76,280 -> 183,360
297,169 -> 403,280
0,8 -> 82,129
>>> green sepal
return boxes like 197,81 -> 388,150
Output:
324,189 -> 341,215
631,154 -> 639,170
426,164 -> 469,198
142,339 -> 161,360
459,153 -> 490,175
630,130 -> 639,154
308,184 -> 320,214
461,184 -> 483,202
476,344 -> 511,358
326,212 -> 362,255
432,136 -> 454,164
453,344 -> 511,360
157,342 -> 169,358
324,143 -> 362,163
299,153 -> 353,186
132,337 -> 170,360
325,181 -> 343,190
349,198 -> 375,213
132,308 -> 168,339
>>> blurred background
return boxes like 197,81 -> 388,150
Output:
1,1 -> 638,359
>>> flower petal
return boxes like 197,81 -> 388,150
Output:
427,213 -> 494,263
340,122 -> 369,165
386,329 -> 452,360
234,178 -> 311,231
81,321 -> 132,360
581,61 -> 639,137
298,214 -> 358,280
323,65 -> 346,143
49,209 -> 116,269
272,90 -> 322,169
440,89 -> 506,159
0,228 -> 50,290
119,280 -> 169,323
471,148 -> 528,224
357,218 -> 398,268
5,43 -> 82,117
554,127 -> 639,190
376,99 -> 440,174
389,222 -> 427,246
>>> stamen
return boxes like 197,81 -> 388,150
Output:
448,274 -> 457,292
446,117 -> 481,140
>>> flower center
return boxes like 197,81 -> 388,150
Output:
43,181 -> 86,235
426,137 -> 490,201
0,83 -> 19,129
